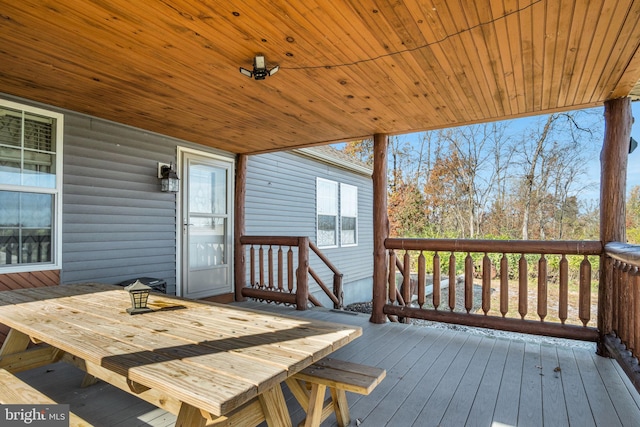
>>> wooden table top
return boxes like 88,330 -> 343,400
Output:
0,283 -> 362,416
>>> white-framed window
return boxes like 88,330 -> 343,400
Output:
316,178 -> 358,248
316,178 -> 338,247
340,183 -> 358,246
0,99 -> 63,272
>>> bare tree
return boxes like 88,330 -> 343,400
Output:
513,111 -> 598,240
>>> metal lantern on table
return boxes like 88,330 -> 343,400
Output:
124,280 -> 153,314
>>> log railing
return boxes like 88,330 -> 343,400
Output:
601,242 -> 640,392
239,236 -> 343,310
384,238 -> 602,341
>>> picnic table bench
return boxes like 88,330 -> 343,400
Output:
286,358 -> 386,427
0,368 -> 94,427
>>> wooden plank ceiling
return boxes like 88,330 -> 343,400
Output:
1,1 -> 640,154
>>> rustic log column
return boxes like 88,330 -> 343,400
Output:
598,97 -> 632,355
296,237 -> 310,310
370,134 -> 389,323
234,154 -> 248,302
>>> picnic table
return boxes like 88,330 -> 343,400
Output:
0,283 -> 362,426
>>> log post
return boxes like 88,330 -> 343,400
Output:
234,154 -> 248,302
296,237 -> 310,310
598,97 -> 632,355
370,134 -> 389,323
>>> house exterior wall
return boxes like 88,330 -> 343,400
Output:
1,94 -> 372,305
1,94 -> 232,295
62,113 -> 181,293
245,150 -> 374,306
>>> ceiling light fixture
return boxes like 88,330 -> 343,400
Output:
239,55 -> 279,80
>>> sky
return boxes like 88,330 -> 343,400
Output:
554,102 -> 640,202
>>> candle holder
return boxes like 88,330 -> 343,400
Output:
124,280 -> 154,314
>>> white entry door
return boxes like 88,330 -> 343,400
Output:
180,151 -> 233,299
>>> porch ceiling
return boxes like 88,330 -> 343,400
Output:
2,1 -> 640,154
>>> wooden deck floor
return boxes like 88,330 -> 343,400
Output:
14,302 -> 640,426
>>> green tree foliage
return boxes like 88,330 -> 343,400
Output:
628,185 -> 640,244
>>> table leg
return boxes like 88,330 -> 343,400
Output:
175,403 -> 207,427
258,385 -> 292,427
0,329 -> 31,356
304,384 -> 327,427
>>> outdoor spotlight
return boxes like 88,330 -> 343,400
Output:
125,280 -> 153,314
158,162 -> 179,193
239,55 -> 279,80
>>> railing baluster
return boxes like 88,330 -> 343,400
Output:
448,253 -> 456,311
538,255 -> 547,321
250,246 -> 256,286
621,264 -> 630,345
465,253 -> 473,313
380,238 -> 610,343
389,250 -> 397,304
240,236 -> 344,309
418,251 -> 426,308
633,267 -> 640,354
627,265 -> 636,348
500,254 -> 508,317
433,252 -> 441,310
277,246 -> 284,291
579,255 -> 591,327
268,246 -> 274,289
559,254 -> 568,324
259,246 -> 265,287
482,253 -> 491,315
287,247 -> 294,293
627,266 -> 638,353
613,259 -> 620,334
519,254 -> 528,319
403,251 -> 411,305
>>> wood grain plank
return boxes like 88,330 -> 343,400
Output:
592,0 -> 640,101
349,327 -> 448,425
571,0 -> 625,105
413,334 -> 483,425
387,332 -> 470,425
517,341 -> 543,427
587,350 -> 640,426
503,0 -> 528,114
554,345 -> 596,427
541,0 -> 562,110
0,285 -> 361,418
464,337 -> 510,427
540,344 -> 569,427
437,335 -> 495,426
493,339 -> 525,426
6,300 -> 640,427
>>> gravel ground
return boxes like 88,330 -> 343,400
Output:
344,286 -> 595,351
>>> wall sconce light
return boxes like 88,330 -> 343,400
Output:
124,279 -> 153,314
239,55 -> 279,80
158,162 -> 179,193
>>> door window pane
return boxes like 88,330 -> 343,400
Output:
189,217 -> 226,269
189,164 -> 227,214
